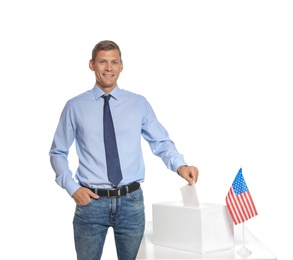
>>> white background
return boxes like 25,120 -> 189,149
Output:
1,1 -> 292,259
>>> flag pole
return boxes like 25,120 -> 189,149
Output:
237,222 -> 252,256
226,167 -> 258,257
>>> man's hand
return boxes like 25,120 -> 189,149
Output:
72,187 -> 99,205
177,165 -> 199,185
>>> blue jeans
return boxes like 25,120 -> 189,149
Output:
73,187 -> 145,260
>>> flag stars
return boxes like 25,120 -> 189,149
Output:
232,169 -> 248,195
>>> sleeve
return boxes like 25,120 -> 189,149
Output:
141,100 -> 187,172
49,101 -> 80,196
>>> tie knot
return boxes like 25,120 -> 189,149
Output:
103,95 -> 111,103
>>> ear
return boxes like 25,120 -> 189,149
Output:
89,60 -> 94,71
120,60 -> 123,72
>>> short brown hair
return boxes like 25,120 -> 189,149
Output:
91,40 -> 122,61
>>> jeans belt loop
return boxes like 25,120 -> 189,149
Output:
124,184 -> 129,194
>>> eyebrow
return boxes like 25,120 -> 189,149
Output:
97,58 -> 120,62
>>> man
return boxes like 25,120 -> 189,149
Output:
49,40 -> 199,260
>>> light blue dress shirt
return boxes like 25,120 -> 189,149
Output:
49,85 -> 187,196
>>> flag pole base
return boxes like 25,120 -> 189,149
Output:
237,246 -> 252,257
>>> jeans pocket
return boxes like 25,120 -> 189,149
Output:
77,198 -> 94,207
127,187 -> 144,201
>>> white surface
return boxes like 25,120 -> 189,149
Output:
152,202 -> 234,253
137,222 -> 277,260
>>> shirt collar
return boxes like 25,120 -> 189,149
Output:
92,85 -> 121,100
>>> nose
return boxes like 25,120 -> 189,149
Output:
105,63 -> 112,71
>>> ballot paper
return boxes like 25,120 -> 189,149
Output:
180,183 -> 200,207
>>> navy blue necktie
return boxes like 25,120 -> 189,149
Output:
103,95 -> 122,186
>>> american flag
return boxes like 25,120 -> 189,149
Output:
225,168 -> 258,225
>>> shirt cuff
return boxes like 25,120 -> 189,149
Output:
172,157 -> 188,173
65,180 -> 81,197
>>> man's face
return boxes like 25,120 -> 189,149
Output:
89,49 -> 123,93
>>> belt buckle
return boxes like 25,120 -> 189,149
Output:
107,188 -> 121,198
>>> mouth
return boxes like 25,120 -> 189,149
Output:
103,74 -> 114,78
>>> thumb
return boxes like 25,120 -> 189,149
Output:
89,190 -> 99,199
188,178 -> 195,186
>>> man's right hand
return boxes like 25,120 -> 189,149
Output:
72,187 -> 99,205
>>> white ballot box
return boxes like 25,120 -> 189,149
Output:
152,202 -> 234,254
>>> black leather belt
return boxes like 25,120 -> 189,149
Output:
80,182 -> 140,198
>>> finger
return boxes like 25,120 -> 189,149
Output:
88,190 -> 99,199
188,175 -> 195,186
